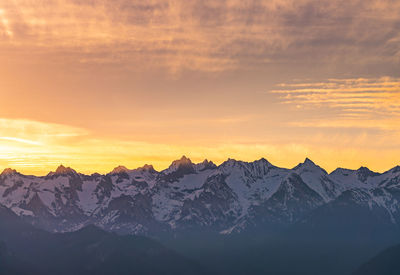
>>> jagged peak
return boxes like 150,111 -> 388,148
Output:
195,159 -> 217,171
173,155 -> 193,165
201,159 -> 212,165
1,168 -> 18,176
356,166 -> 379,182
304,157 -> 315,165
110,165 -> 130,174
160,156 -> 196,177
220,158 -> 274,169
47,165 -> 77,177
356,166 -> 377,174
164,156 -> 194,173
293,158 -> 326,174
56,165 -> 76,174
135,164 -> 156,173
254,157 -> 274,167
220,158 -> 241,167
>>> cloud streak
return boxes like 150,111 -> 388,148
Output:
272,77 -> 400,124
0,137 -> 42,145
0,0 -> 399,73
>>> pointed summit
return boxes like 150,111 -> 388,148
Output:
356,166 -> 379,182
293,158 -> 328,176
255,157 -> 274,167
356,167 -> 379,182
164,156 -> 194,174
162,156 -> 196,180
1,168 -> 18,177
56,165 -> 76,174
304,157 -> 315,165
294,158 -> 323,171
173,155 -> 193,165
47,165 -> 77,177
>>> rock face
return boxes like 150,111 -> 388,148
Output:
1,157 -> 400,236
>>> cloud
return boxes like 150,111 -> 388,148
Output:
271,77 -> 400,126
0,137 -> 42,145
0,118 -> 89,144
0,0 -> 399,73
1,117 -> 400,175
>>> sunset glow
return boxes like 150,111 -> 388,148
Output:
1,0 -> 399,175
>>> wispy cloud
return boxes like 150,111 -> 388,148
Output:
271,77 -> 400,127
0,136 -> 42,145
0,118 -> 89,144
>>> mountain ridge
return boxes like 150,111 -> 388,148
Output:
0,156 -> 400,237
3,156 -> 396,177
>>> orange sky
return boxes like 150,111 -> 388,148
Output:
0,0 -> 399,175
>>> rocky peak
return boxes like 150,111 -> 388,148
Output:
110,165 -> 130,174
163,156 -> 194,175
173,155 -> 192,166
294,158 -> 327,174
0,168 -> 18,177
256,157 -> 271,164
253,158 -> 275,169
304,157 -> 316,166
195,159 -> 217,171
47,165 -> 77,177
220,158 -> 241,168
356,166 -> 379,182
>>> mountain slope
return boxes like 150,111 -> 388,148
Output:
354,244 -> 400,275
0,206 -> 204,275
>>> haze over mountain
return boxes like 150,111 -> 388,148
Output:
354,244 -> 400,275
0,205 -> 203,275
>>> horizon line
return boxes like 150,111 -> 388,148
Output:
1,155 -> 399,177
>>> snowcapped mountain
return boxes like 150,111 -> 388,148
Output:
0,156 -> 399,236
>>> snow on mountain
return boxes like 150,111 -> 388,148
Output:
330,167 -> 380,189
161,156 -> 194,175
0,157 -> 399,235
293,158 -> 342,202
249,172 -> 325,225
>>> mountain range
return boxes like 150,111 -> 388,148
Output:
1,156 -> 400,274
1,156 -> 400,240
0,205 -> 203,275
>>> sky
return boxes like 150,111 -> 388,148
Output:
0,0 -> 399,175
